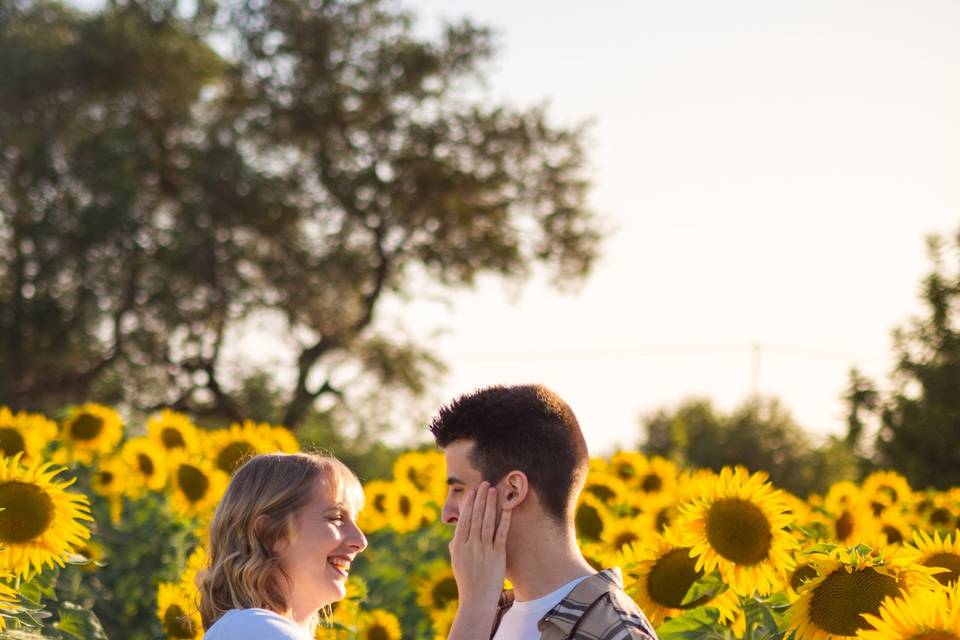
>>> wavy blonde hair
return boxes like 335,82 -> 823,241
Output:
197,452 -> 364,630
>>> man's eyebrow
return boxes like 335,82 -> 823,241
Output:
446,476 -> 465,485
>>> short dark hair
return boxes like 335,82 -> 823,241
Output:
428,384 -> 589,522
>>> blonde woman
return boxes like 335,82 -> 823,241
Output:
199,452 -> 367,640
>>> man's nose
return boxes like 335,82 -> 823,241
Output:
441,502 -> 458,525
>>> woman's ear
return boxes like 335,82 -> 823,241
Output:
500,471 -> 528,509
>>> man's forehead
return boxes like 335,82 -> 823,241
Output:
444,440 -> 480,475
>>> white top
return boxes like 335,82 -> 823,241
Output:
203,608 -> 312,640
492,576 -> 590,640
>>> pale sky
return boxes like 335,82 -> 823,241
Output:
382,0 -> 960,454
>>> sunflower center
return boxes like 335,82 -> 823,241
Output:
98,471 -> 114,486
910,633 -> 960,640
178,465 -> 209,502
431,576 -> 458,608
930,508 -> 952,526
647,548 -> 709,609
924,552 -> 960,586
883,525 -> 904,545
162,427 -> 186,449
871,501 -> 886,517
835,510 -> 854,541
406,468 -> 427,491
137,453 -> 155,476
587,484 -> 617,502
614,531 -> 639,549
216,442 -> 256,473
615,464 -> 636,480
0,481 -> 55,543
575,503 -> 604,540
163,604 -> 197,639
655,508 -> 671,532
705,498 -> 772,565
789,565 -> 818,592
71,414 -> 104,441
399,495 -> 411,517
0,428 -> 26,456
641,474 -> 663,492
373,493 -> 387,512
367,624 -> 390,640
808,567 -> 900,636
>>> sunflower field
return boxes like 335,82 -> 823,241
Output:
3,404 -> 960,640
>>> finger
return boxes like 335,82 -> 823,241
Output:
494,506 -> 511,552
469,481 -> 488,542
481,486 -> 498,544
455,487 -> 477,543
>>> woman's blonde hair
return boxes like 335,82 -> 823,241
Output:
197,452 -> 364,630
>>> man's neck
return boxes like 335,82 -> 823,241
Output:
505,525 -> 596,602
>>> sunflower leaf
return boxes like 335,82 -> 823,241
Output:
800,543 -> 837,556
654,607 -> 723,640
680,570 -> 726,607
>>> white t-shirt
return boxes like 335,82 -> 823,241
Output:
203,608 -> 312,640
492,576 -> 589,640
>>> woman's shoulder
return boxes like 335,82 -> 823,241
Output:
203,608 -> 312,640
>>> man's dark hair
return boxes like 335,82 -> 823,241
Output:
428,384 -> 589,522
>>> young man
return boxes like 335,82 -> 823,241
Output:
429,384 -> 658,640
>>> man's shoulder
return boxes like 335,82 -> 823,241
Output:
542,569 -> 658,640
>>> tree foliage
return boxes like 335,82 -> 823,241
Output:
0,0 -> 601,429
642,396 -> 857,497
846,231 -> 960,490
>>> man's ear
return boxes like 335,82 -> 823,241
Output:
500,471 -> 528,509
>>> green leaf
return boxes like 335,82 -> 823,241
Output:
655,607 -> 724,640
800,543 -> 838,556
54,602 -> 108,640
851,543 -> 873,557
680,570 -> 726,607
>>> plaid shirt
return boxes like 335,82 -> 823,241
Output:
492,568 -> 658,640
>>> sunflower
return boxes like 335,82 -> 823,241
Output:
861,470 -> 914,511
178,545 -> 208,595
0,406 -> 57,461
203,422 -> 273,474
147,410 -> 200,453
71,538 -> 106,572
620,529 -> 739,627
575,492 -> 616,542
813,500 -> 878,545
910,529 -> 960,587
357,480 -> 392,533
168,455 -> 229,519
429,602 -> 458,640
784,557 -> 819,602
120,437 -> 169,492
860,583 -> 960,640
823,481 -> 862,515
608,451 -> 647,483
0,454 -> 92,578
920,493 -> 960,533
875,509 -> 913,547
787,544 -> 942,640
600,515 -> 647,552
393,450 -> 446,505
631,455 -> 679,497
356,609 -> 402,640
91,456 -> 128,524
381,481 -> 427,533
263,423 -> 300,454
676,466 -> 796,596
59,403 -> 124,463
415,561 -> 459,614
156,581 -> 202,639
583,470 -> 630,506
635,492 -> 679,535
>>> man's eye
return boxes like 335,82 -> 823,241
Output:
450,487 -> 464,494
